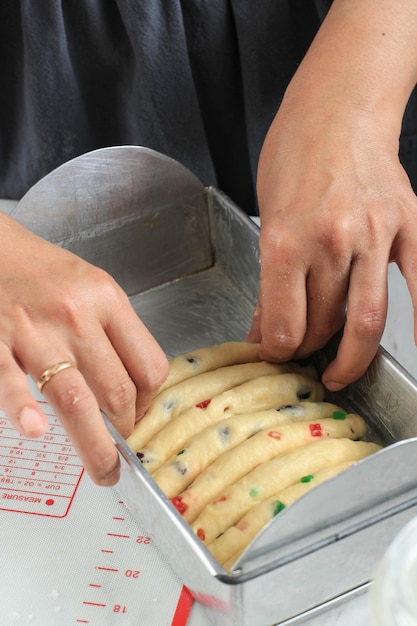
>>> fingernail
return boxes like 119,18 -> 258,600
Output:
99,463 -> 120,487
19,407 -> 46,436
324,381 -> 345,392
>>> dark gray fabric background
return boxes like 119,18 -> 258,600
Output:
0,0 -> 416,214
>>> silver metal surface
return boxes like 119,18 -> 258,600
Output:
14,146 -> 417,625
12,146 -> 211,297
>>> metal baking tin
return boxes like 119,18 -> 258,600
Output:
14,146 -> 417,625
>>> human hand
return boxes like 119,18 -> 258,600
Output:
248,0 -> 417,390
248,88 -> 417,390
0,213 -> 168,485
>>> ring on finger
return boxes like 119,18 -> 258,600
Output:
37,361 -> 76,393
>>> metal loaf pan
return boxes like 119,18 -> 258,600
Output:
14,147 -> 417,625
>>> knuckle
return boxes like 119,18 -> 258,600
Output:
147,356 -> 170,393
53,290 -> 86,328
353,309 -> 385,339
56,268 -> 120,324
260,233 -> 295,267
92,268 -> 126,304
262,330 -> 301,359
314,219 -> 352,259
52,382 -> 95,418
103,377 -> 136,415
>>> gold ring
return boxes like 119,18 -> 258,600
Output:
37,361 -> 76,393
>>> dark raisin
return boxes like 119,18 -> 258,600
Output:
297,388 -> 311,401
174,461 -> 187,475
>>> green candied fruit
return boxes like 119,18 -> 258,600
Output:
249,487 -> 259,497
300,474 -> 314,483
332,410 -> 347,420
176,448 -> 186,456
272,500 -> 286,516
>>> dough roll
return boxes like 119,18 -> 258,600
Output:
127,360 -> 306,452
153,402 -> 346,497
159,342 -> 262,391
176,414 -> 367,523
137,372 -> 324,472
189,439 -> 382,545
217,461 -> 355,569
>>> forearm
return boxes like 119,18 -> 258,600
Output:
286,0 -> 417,134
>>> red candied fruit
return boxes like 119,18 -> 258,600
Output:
309,423 -> 323,437
196,399 -> 211,409
171,495 -> 188,515
197,528 -> 206,541
268,430 -> 281,440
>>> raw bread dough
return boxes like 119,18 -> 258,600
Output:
152,402 -> 346,497
126,342 -> 382,569
189,439 -> 381,544
178,414 -> 367,523
211,461 -> 354,568
137,371 -> 324,472
127,359 -> 306,451
159,342 -> 262,391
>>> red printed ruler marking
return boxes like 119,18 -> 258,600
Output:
75,500 -> 194,625
0,400 -> 83,517
0,386 -> 194,624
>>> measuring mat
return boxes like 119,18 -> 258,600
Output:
0,380 -> 193,626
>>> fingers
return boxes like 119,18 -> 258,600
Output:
391,229 -> 417,349
257,263 -> 308,362
13,302 -> 168,451
40,366 -> 121,486
246,301 -> 262,344
295,264 -> 348,359
0,345 -> 120,485
249,223 -> 390,391
249,225 -> 348,364
3,276 -> 167,486
103,300 -> 169,422
14,321 -> 135,443
321,251 -> 389,390
0,342 -> 121,485
0,345 -> 48,437
84,276 -> 169,427
60,337 -> 137,440
253,227 -> 308,361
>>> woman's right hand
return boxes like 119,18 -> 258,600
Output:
248,0 -> 417,390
